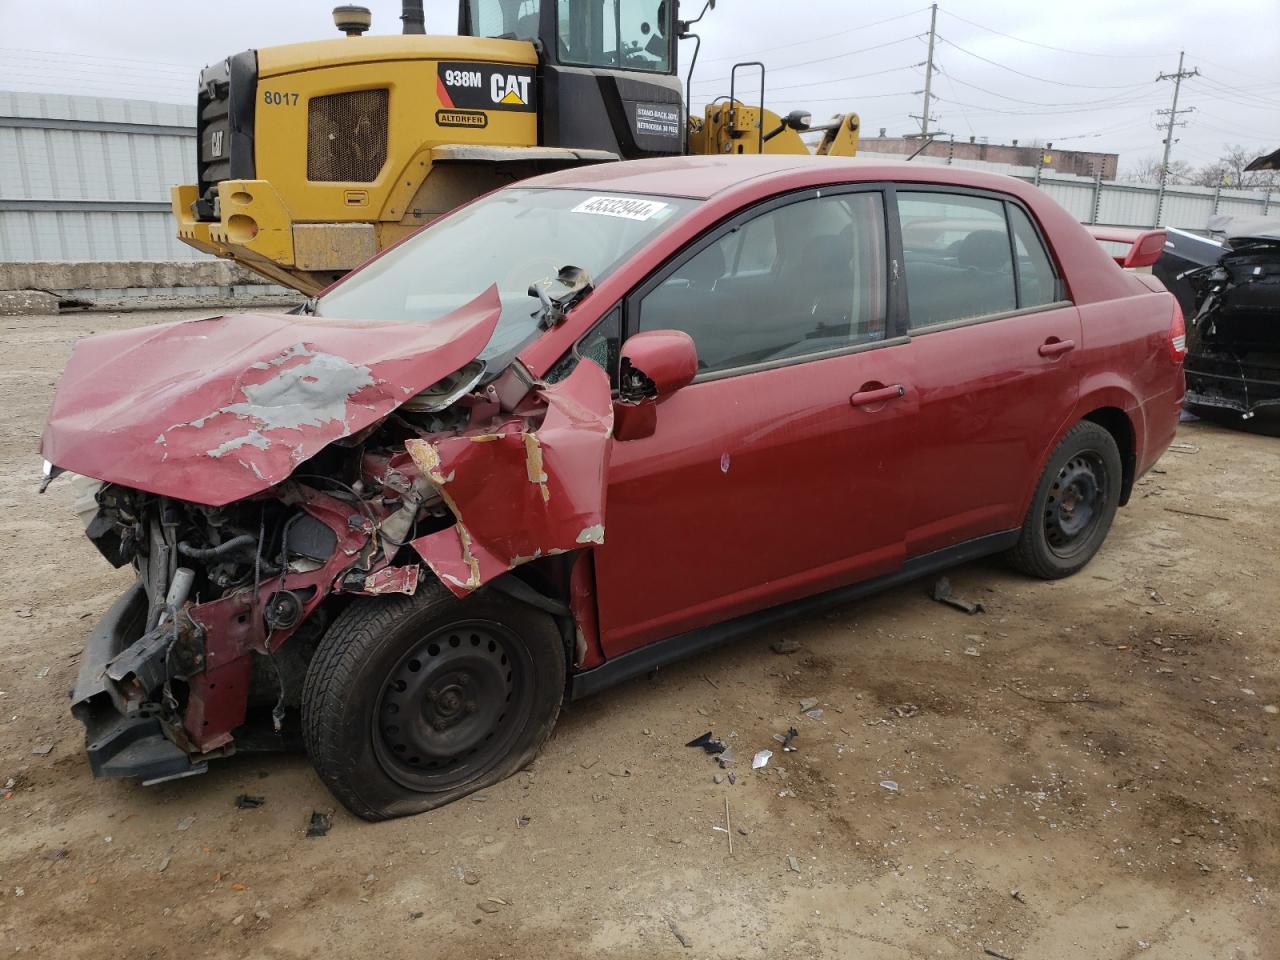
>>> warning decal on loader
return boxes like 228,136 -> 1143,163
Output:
437,62 -> 535,113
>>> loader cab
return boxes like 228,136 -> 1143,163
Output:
458,0 -> 685,158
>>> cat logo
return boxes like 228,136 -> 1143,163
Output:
437,62 -> 535,114
491,73 -> 531,107
210,130 -> 224,157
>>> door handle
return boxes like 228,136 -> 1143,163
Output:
1038,338 -> 1076,357
850,384 -> 906,407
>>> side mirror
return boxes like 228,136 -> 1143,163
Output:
619,330 -> 697,401
784,110 -> 812,132
614,330 -> 698,442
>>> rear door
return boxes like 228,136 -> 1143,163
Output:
593,187 -> 917,655
895,189 -> 1081,555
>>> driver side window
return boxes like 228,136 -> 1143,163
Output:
636,192 -> 888,375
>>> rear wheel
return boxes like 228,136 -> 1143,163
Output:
301,581 -> 565,821
1010,421 -> 1122,579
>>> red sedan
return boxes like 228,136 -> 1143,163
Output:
42,155 -> 1184,819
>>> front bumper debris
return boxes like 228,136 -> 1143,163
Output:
71,582 -> 204,784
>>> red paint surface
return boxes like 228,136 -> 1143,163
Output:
42,288 -> 502,506
408,360 -> 613,597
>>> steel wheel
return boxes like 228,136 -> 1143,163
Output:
372,619 -> 534,792
1043,451 -> 1107,559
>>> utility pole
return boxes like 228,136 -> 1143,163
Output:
1155,51 -> 1198,225
910,4 -> 940,138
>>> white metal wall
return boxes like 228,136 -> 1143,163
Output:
858,150 -> 1274,230
1,93 -> 1275,265
0,91 -> 200,261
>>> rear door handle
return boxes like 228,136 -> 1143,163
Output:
850,384 -> 906,407
1038,338 -> 1076,357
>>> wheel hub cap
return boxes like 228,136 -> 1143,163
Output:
1044,453 -> 1105,556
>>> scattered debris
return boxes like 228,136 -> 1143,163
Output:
984,949 -> 1014,960
805,708 -> 824,720
477,901 -> 500,914
727,771 -> 736,785
703,674 -> 719,690
409,911 -> 424,920
158,851 -> 172,873
31,743 -> 53,757
42,848 -> 69,861
35,665 -> 50,679
1011,889 -> 1026,905
931,576 -> 985,614
890,703 -> 919,718
716,746 -> 736,768
737,826 -> 748,836
713,773 -> 724,784
580,757 -> 599,769
607,767 -> 631,778
773,727 -> 799,751
770,638 -> 800,655
667,918 -> 693,948
686,731 -> 725,755
752,750 -> 772,770
305,811 -> 332,837
176,816 -> 195,832
787,855 -> 801,873
724,797 -> 733,856
1167,442 -> 1199,454
1163,506 -> 1230,522
461,870 -> 480,885
879,780 -> 899,792
516,814 -> 531,828
1264,705 -> 1278,715
234,794 -> 265,809
964,647 -> 981,657
799,697 -> 819,712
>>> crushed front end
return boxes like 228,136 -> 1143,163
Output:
44,289 -> 613,784
1181,223 -> 1280,419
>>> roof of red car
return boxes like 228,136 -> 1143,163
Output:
523,154 -> 1031,200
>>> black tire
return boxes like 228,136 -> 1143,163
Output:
1009,421 -> 1123,580
300,580 -> 565,821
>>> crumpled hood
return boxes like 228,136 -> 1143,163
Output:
41,287 -> 501,506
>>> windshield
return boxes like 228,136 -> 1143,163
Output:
315,188 -> 696,365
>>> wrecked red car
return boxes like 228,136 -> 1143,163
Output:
43,156 -> 1184,820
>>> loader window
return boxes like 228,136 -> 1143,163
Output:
558,0 -> 672,72
465,0 -> 542,40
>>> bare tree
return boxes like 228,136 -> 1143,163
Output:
1124,155 -> 1192,185
1191,145 -> 1280,189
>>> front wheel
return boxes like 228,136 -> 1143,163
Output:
1009,421 -> 1122,580
301,582 -> 566,821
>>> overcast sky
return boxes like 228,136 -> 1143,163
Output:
2,1 -> 1277,175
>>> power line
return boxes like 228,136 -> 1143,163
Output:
764,65 -> 919,95
0,46 -> 196,70
697,7 -> 931,65
934,67 -> 1156,109
937,36 -> 1153,89
691,33 -> 922,85
935,10 -> 1169,60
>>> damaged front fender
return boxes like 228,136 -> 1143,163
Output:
407,361 -> 614,596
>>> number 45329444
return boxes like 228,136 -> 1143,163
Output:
262,91 -> 299,105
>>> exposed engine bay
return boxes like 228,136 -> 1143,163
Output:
1156,218 -> 1280,420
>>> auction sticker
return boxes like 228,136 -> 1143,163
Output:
571,195 -> 670,221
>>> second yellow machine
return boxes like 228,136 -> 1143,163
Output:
173,0 -> 862,294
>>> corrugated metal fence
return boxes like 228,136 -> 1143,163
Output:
0,91 -> 1274,268
0,91 -> 199,261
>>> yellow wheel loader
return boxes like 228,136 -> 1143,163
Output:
172,0 -> 861,294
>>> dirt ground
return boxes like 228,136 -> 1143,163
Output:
1,308 -> 1277,959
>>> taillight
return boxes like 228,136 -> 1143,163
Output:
1169,300 -> 1186,361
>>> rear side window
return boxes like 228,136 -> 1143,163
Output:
899,192 -> 1016,328
636,192 -> 889,374
1008,205 -> 1059,308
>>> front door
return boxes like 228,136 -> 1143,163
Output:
593,187 -> 917,656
